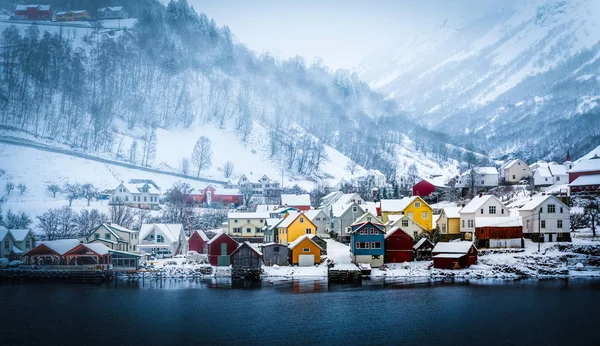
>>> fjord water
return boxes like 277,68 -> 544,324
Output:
3,278 -> 599,345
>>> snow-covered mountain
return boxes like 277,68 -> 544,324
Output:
357,0 -> 600,161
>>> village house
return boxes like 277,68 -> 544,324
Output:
187,185 -> 243,207
456,167 -> 499,190
518,195 -> 571,242
431,242 -> 478,269
350,217 -> 386,267
359,169 -> 387,188
379,197 -> 433,231
223,212 -> 269,241
304,209 -> 330,238
412,177 -> 447,197
138,224 -> 185,258
262,218 -> 283,243
97,6 -> 129,19
384,225 -> 414,263
55,10 -> 89,21
261,243 -> 288,266
85,223 -> 139,253
437,207 -> 462,240
318,191 -> 344,210
287,234 -> 322,266
0,227 -> 17,260
188,230 -> 209,254
474,217 -> 523,248
499,159 -> 530,184
280,193 -> 312,210
413,238 -> 434,261
328,193 -> 367,242
385,214 -> 426,239
569,155 -> 600,194
230,242 -> 263,270
8,229 -> 35,258
110,181 -> 160,210
459,194 -> 510,239
207,232 -> 238,266
277,212 -> 317,245
14,5 -> 52,20
236,174 -> 281,197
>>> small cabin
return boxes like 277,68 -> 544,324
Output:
431,242 -> 478,269
384,227 -> 414,263
230,242 -> 262,269
261,243 -> 288,266
413,238 -> 434,261
207,232 -> 238,266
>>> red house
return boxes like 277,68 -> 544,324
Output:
431,242 -> 477,269
187,185 -> 243,206
207,232 -> 238,266
15,5 -> 52,20
384,227 -> 414,263
188,230 -> 208,254
569,155 -> 600,193
412,178 -> 446,197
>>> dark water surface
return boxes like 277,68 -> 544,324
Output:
3,278 -> 599,345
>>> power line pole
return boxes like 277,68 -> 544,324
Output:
538,209 -> 541,252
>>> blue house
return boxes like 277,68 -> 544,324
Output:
350,214 -> 386,267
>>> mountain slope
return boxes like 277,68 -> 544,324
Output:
357,0 -> 600,161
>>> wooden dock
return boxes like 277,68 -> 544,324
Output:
328,264 -> 362,283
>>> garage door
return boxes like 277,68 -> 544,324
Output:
298,254 -> 314,267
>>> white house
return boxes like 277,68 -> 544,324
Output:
85,223 -> 139,253
139,224 -> 185,257
518,195 -> 570,242
459,195 -> 510,236
533,166 -> 553,186
304,209 -> 331,237
223,212 -> 270,238
457,167 -> 499,189
9,229 -> 35,257
362,169 -> 387,188
97,6 -> 129,19
110,181 -> 160,209
237,174 -> 281,197
386,214 -> 426,239
548,163 -> 568,185
0,227 -> 16,259
499,159 -> 530,183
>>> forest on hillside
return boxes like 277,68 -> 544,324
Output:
0,0 -> 488,182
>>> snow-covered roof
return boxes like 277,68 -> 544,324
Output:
386,214 -> 402,224
8,229 -> 32,242
422,177 -> 447,188
98,6 -> 124,12
287,234 -> 321,250
191,230 -> 208,242
460,195 -> 499,214
519,195 -> 567,211
442,207 -> 462,219
107,223 -> 137,234
16,5 -> 51,11
281,194 -> 311,207
475,217 -> 522,228
413,238 -> 432,249
139,224 -> 183,244
277,212 -> 305,228
380,197 -> 418,212
120,183 -> 159,194
255,204 -> 279,213
548,164 -> 567,176
38,239 -> 81,255
500,159 -> 519,170
0,227 -> 8,241
265,218 -> 284,227
461,167 -> 498,176
233,241 -> 262,256
569,157 -> 600,173
228,212 -> 270,219
385,226 -> 413,239
432,241 -> 474,254
570,174 -> 600,186
352,211 -> 383,226
83,243 -> 110,256
535,166 -> 552,178
304,209 -> 325,221
433,253 -> 465,259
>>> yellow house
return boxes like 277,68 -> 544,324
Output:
277,212 -> 317,245
379,197 -> 433,231
287,235 -> 322,266
437,207 -> 462,235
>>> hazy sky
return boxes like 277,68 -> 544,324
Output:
188,0 -> 511,70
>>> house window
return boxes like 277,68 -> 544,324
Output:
370,228 -> 375,235
300,218 -> 304,223
94,234 -> 100,239
256,227 -> 261,233
480,209 -> 484,214
364,242 -> 370,249
415,202 -> 421,208
489,206 -> 496,214
541,220 -> 546,229
316,218 -> 320,221
247,220 -> 251,223
526,220 -> 530,230
548,205 -> 555,213
512,175 -> 516,179
306,229 -> 312,234
441,224 -> 446,232
501,209 -> 505,214
367,217 -> 371,221
303,248 -> 310,252
274,247 -> 280,252
105,233 -> 111,240
356,242 -> 361,249
246,228 -> 252,233
25,240 -> 31,248
125,196 -> 129,202
408,212 -> 413,219
468,220 -> 474,228
144,196 -> 147,202
352,206 -> 357,212
234,220 -> 238,223
4,241 -> 9,249
157,235 -> 164,243
371,242 -> 381,249
557,220 -> 563,228
556,176 -> 560,181
402,220 -> 409,227
462,220 -> 465,228
422,212 -> 428,220
560,207 -> 564,213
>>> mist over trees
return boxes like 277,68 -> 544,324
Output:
0,0 -> 466,181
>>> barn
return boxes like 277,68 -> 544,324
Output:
230,242 -> 263,269
384,226 -> 414,263
207,232 -> 238,266
261,243 -> 288,266
431,242 -> 477,269
412,178 -> 446,197
188,230 -> 209,254
475,217 -> 523,248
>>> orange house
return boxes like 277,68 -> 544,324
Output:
287,235 -> 322,266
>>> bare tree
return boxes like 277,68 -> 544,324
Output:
17,183 -> 27,195
345,161 -> 358,175
129,140 -> 138,164
5,182 -> 15,195
110,204 -> 136,229
75,209 -> 108,234
223,161 -> 234,178
46,183 -> 61,198
63,183 -> 81,206
191,136 -> 212,176
180,158 -> 190,175
80,183 -> 98,206
240,184 -> 254,208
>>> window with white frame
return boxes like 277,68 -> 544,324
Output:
157,235 -> 164,243
541,220 -> 546,229
371,242 -> 381,249
415,202 -> 421,208
300,218 -> 304,223
547,204 -> 555,213
246,228 -> 251,233
441,224 -> 446,232
402,220 -> 409,227
557,220 -> 563,228
468,220 -> 474,228
422,212 -> 428,220
489,206 -> 496,214
306,229 -> 312,234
